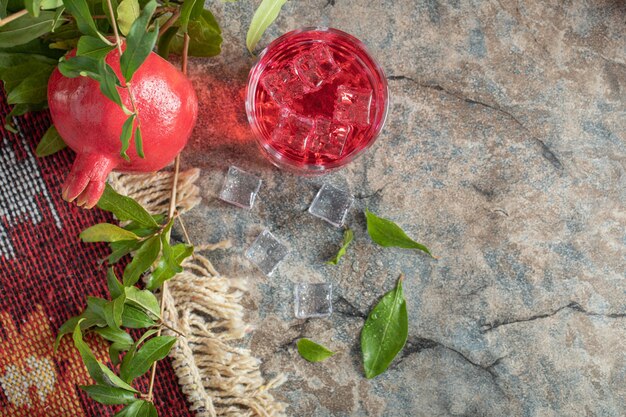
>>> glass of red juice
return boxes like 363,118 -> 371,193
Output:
245,27 -> 389,174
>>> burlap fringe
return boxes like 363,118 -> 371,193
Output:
108,170 -> 287,417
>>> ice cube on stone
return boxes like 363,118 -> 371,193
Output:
245,229 -> 288,276
334,85 -> 373,128
308,183 -> 354,227
309,116 -> 351,159
294,283 -> 333,319
260,66 -> 307,105
272,109 -> 315,155
293,43 -> 341,90
219,166 -> 262,209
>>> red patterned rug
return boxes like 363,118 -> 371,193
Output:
0,95 -> 194,417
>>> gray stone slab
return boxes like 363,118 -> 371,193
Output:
176,1 -> 626,416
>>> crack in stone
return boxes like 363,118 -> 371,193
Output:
354,181 -> 394,200
481,302 -> 626,333
324,0 -> 336,6
388,75 -> 564,173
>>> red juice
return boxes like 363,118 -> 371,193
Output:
246,28 -> 389,174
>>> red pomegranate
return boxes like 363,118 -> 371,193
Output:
48,47 -> 198,208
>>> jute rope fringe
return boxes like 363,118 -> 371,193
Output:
108,171 -> 287,417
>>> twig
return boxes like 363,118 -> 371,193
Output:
0,9 -> 27,27
158,10 -> 180,37
182,32 -> 189,74
159,320 -> 186,337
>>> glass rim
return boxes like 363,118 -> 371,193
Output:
245,27 -> 390,174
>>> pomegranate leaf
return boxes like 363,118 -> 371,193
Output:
119,0 -> 158,82
25,0 -> 43,18
80,385 -> 136,406
169,10 -> 222,58
124,287 -> 161,319
360,275 -> 408,379
36,125 -> 67,157
103,292 -> 126,329
122,235 -> 161,286
107,267 -> 124,298
97,184 -> 159,228
119,328 -> 158,381
146,242 -> 193,290
77,35 -> 113,59
121,305 -> 156,329
326,228 -> 353,265
120,335 -> 176,383
93,326 -> 133,347
179,0 -> 204,33
246,0 -> 287,53
0,11 -> 65,47
116,0 -> 140,36
58,55 -> 100,79
72,320 -> 139,392
119,114 -> 135,160
63,0 -> 111,45
134,125 -> 144,157
80,223 -> 140,242
297,339 -> 336,363
365,208 -> 433,257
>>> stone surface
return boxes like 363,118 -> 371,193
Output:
179,1 -> 626,416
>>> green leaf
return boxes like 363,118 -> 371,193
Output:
360,276 -> 408,379
156,26 -> 176,58
121,305 -> 156,328
97,184 -> 159,227
0,52 -> 56,105
178,0 -> 204,33
41,0 -> 63,9
63,0 -> 110,44
119,0 -> 157,81
297,338 -> 335,363
0,11 -> 64,47
119,328 -> 157,382
166,10 -> 222,58
115,400 -> 157,417
80,223 -> 140,242
94,326 -> 133,346
77,35 -> 113,59
326,228 -> 353,265
54,297 -> 107,352
134,125 -> 144,158
103,292 -> 126,329
116,0 -> 139,36
97,58 -> 127,111
80,385 -> 136,405
146,242 -> 193,291
57,55 -> 100,79
124,286 -> 160,318
109,342 -> 127,365
107,268 -> 124,298
35,125 -> 66,157
365,209 -> 433,257
109,239 -> 142,263
119,114 -> 135,160
25,0 -> 43,17
121,336 -> 176,383
122,235 -> 161,286
72,320 -> 139,392
246,0 -> 287,53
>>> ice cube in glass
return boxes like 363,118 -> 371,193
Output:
308,183 -> 354,227
219,166 -> 262,209
245,229 -> 288,276
293,43 -> 341,90
294,283 -> 333,319
334,85 -> 373,128
308,116 -> 351,159
260,66 -> 307,105
271,109 -> 315,155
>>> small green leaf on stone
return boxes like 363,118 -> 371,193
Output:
365,209 -> 433,257
360,275 -> 408,379
80,223 -> 139,242
35,125 -> 66,157
246,0 -> 287,53
326,228 -> 353,265
297,338 -> 335,363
